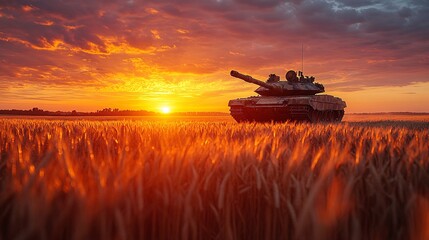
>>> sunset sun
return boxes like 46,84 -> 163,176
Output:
160,106 -> 171,114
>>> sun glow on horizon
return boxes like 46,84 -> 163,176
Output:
160,106 -> 171,114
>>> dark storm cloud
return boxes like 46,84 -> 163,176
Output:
235,0 -> 286,8
0,0 -> 428,90
337,0 -> 378,8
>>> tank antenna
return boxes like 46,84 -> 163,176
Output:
301,43 -> 304,73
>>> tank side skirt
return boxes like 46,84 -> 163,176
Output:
229,104 -> 344,123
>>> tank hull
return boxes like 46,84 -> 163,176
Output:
228,95 -> 346,123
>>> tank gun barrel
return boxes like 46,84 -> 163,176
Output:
230,70 -> 278,91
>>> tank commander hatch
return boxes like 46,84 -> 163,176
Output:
267,74 -> 280,83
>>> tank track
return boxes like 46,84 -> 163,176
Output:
230,105 -> 344,123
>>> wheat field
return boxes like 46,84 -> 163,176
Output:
0,118 -> 428,240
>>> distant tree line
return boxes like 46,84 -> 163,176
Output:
0,107 -> 155,116
0,108 -> 229,116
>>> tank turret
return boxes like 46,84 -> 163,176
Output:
230,70 -> 324,96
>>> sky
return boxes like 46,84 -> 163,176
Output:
0,0 -> 428,113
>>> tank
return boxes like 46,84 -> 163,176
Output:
228,70 -> 346,122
